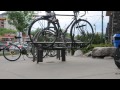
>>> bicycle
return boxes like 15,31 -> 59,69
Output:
28,11 -> 94,49
3,36 -> 33,61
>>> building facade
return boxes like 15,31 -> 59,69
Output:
106,11 -> 120,43
0,12 -> 30,42
0,12 -> 16,30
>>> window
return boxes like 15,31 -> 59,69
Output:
1,21 -> 4,24
1,24 -> 4,28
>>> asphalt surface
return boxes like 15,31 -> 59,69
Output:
0,55 -> 120,79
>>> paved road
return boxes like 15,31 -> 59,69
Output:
0,55 -> 120,79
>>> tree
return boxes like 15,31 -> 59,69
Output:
7,11 -> 34,34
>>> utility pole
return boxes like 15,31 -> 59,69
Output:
101,11 -> 104,43
94,24 -> 96,34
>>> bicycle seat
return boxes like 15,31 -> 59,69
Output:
42,16 -> 52,19
14,36 -> 21,39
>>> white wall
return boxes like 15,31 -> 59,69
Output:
0,14 -> 17,30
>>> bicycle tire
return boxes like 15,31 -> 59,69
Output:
28,17 -> 58,48
114,47 -> 120,69
48,50 -> 57,57
70,19 -> 94,46
3,44 -> 21,61
25,43 -> 34,58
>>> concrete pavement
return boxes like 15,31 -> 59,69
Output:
0,55 -> 120,79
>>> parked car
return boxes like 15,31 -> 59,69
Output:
22,43 -> 28,49
0,41 -> 8,51
10,42 -> 23,50
8,41 -> 29,50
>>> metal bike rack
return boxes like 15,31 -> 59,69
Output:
31,42 -> 90,63
28,11 -> 94,63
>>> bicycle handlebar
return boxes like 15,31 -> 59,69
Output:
45,11 -> 87,18
73,11 -> 86,17
80,11 -> 86,17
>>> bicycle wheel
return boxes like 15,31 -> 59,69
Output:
28,17 -> 58,48
70,19 -> 94,45
48,50 -> 57,57
43,50 -> 49,58
24,42 -> 34,58
114,47 -> 120,69
3,44 -> 21,61
37,29 -> 57,48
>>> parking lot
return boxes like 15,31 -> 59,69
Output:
0,55 -> 120,79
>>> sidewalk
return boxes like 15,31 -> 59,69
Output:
0,55 -> 120,79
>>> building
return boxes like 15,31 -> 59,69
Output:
106,11 -> 120,43
0,17 -> 6,28
0,12 -> 16,30
0,12 -> 30,42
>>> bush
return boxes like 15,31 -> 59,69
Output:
92,43 -> 113,47
81,45 -> 94,54
81,43 -> 113,54
0,28 -> 17,36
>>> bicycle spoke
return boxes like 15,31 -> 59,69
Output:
28,17 -> 57,48
70,19 -> 94,44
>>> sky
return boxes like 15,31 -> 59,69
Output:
0,11 -> 109,34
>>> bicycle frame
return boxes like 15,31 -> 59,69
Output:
48,11 -> 80,35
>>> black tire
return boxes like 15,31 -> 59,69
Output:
28,17 -> 58,48
48,50 -> 57,57
70,19 -> 94,46
43,50 -> 49,58
3,44 -> 21,61
114,47 -> 120,69
25,43 -> 34,58
36,29 -> 57,48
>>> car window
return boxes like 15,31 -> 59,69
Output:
24,44 -> 28,46
0,42 -> 3,45
0,42 -> 6,45
14,42 -> 19,45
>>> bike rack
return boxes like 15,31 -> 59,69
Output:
27,11 -> 93,63
31,42 -> 90,63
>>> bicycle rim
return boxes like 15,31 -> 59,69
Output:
3,44 -> 21,61
70,19 -> 94,45
28,17 -> 58,48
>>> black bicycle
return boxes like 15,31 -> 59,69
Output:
3,36 -> 33,61
28,11 -> 94,49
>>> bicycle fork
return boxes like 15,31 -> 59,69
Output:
61,33 -> 67,48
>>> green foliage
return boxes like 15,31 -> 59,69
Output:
74,32 -> 106,44
75,32 -> 94,42
92,43 -> 113,47
81,45 -> 94,54
81,43 -> 113,54
7,11 -> 34,34
31,28 -> 41,36
92,33 -> 106,44
0,28 -> 17,36
65,32 -> 71,38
